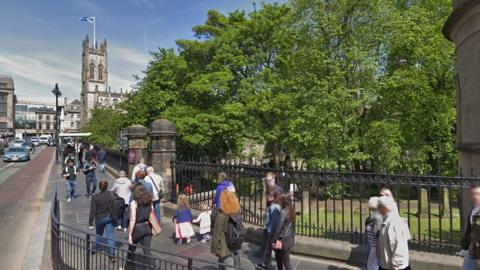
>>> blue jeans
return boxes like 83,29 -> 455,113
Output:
85,175 -> 97,195
463,255 -> 480,270
95,216 -> 115,256
65,180 -> 76,199
153,201 -> 161,223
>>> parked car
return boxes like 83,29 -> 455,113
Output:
3,147 -> 30,162
12,139 -> 24,147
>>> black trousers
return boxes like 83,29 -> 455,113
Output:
379,266 -> 411,270
274,249 -> 292,270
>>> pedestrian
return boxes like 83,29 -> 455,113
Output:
173,194 -> 194,244
88,181 -> 116,263
78,144 -> 85,168
132,170 -> 153,196
83,158 -> 97,197
110,170 -> 132,231
459,183 -> 480,269
131,157 -> 147,182
270,193 -> 296,270
126,184 -> 154,268
377,196 -> 411,270
254,172 -> 284,257
145,166 -> 165,223
255,189 -> 281,270
85,144 -> 96,162
62,159 -> 79,202
96,147 -> 106,173
192,204 -> 212,243
365,197 -> 382,270
211,190 -> 243,270
213,172 -> 235,210
380,187 -> 393,197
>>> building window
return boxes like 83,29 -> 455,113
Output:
46,115 -> 50,121
98,64 -> 103,81
70,122 -> 74,128
95,85 -> 98,92
38,115 -> 42,120
89,63 -> 95,79
0,122 -> 7,130
0,92 -> 7,118
0,83 -> 7,89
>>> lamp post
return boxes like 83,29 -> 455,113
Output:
52,83 -> 62,163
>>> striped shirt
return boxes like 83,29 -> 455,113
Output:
366,222 -> 377,248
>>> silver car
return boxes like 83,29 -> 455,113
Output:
3,147 -> 30,162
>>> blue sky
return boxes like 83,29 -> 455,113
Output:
0,0 -> 277,100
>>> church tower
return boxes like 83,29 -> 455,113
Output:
80,35 -> 108,128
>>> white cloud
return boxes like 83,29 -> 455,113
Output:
110,44 -> 149,66
71,0 -> 102,12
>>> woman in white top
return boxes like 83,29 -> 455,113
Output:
109,170 -> 132,230
377,196 -> 411,270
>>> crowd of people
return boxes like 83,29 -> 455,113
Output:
64,150 -> 480,270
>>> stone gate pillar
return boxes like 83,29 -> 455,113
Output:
149,119 -> 176,201
126,124 -> 148,176
444,0 -> 480,231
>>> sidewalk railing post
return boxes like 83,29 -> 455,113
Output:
85,233 -> 91,270
188,258 -> 193,270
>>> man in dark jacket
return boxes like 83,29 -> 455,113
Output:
96,148 -> 106,173
460,183 -> 480,269
83,158 -> 97,197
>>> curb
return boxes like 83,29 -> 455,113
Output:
22,201 -> 51,270
161,203 -> 462,270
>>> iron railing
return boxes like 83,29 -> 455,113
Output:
104,148 -> 128,173
50,190 -> 240,269
172,160 -> 474,254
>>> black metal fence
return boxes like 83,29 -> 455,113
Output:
173,160 -> 473,254
104,148 -> 128,173
50,191 -> 240,270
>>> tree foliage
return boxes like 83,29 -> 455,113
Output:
86,0 -> 456,174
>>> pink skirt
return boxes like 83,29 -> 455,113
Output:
175,222 -> 195,239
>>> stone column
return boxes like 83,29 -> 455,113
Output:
126,124 -> 148,177
149,119 -> 176,201
444,0 -> 480,232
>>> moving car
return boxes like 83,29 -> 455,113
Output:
21,141 -> 32,151
39,135 -> 50,144
47,138 -> 56,146
30,137 -> 40,146
12,139 -> 24,147
3,147 -> 30,162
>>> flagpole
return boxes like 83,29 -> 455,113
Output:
93,17 -> 96,48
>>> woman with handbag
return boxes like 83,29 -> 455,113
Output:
271,193 -> 295,270
126,184 -> 160,269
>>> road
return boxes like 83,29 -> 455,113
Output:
0,146 -> 55,269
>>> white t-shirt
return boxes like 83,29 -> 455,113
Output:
193,211 -> 211,234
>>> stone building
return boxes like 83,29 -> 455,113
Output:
80,36 -> 125,128
35,110 -> 57,135
0,75 -> 15,137
63,98 -> 81,132
444,0 -> 480,230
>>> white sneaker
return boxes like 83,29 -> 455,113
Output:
67,198 -> 71,202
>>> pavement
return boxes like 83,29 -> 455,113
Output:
0,146 -> 55,270
55,166 -> 362,270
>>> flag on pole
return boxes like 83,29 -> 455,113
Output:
79,16 -> 95,24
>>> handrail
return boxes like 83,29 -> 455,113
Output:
50,189 -> 242,269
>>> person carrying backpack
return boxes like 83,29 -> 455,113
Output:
212,191 -> 244,270
460,183 -> 480,269
62,159 -> 79,202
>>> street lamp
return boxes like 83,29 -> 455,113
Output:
52,83 -> 62,163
